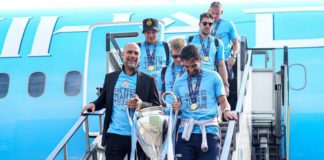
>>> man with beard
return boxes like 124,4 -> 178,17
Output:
186,12 -> 229,96
209,1 -> 240,110
81,43 -> 160,160
171,45 -> 237,160
137,18 -> 171,79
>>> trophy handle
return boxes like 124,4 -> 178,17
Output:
161,91 -> 179,160
161,91 -> 177,105
161,91 -> 179,127
127,108 -> 133,126
128,109 -> 139,160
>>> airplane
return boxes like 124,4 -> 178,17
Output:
1,0 -> 324,159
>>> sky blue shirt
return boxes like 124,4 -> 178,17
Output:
157,63 -> 185,93
157,63 -> 185,113
108,71 -> 137,136
211,19 -> 239,60
186,34 -> 224,71
138,41 -> 171,78
173,69 -> 225,134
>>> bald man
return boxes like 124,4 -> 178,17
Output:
81,43 -> 160,159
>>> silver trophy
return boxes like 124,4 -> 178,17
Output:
129,92 -> 178,160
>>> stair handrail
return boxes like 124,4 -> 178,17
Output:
220,36 -> 252,160
47,109 -> 105,160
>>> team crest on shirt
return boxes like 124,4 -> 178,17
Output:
122,80 -> 129,87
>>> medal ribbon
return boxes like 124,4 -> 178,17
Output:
199,35 -> 211,59
187,69 -> 203,104
211,19 -> 221,36
171,63 -> 185,82
170,63 -> 185,90
145,41 -> 157,66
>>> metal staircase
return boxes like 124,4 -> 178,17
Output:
220,38 -> 289,160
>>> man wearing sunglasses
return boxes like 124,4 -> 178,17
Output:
157,38 -> 186,99
186,12 -> 229,96
209,1 -> 240,110
155,38 -> 186,146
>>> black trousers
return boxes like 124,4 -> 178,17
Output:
226,61 -> 238,110
105,133 -> 148,160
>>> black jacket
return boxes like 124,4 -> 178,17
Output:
92,70 -> 160,146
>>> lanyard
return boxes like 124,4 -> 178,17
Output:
171,63 -> 185,83
199,35 -> 211,58
145,41 -> 157,65
187,69 -> 203,104
212,19 -> 221,36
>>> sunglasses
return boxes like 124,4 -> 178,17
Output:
202,22 -> 213,27
172,55 -> 181,59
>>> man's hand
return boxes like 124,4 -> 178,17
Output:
227,57 -> 236,68
126,94 -> 142,110
223,110 -> 238,121
171,97 -> 181,112
81,103 -> 95,115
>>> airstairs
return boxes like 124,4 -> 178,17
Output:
47,35 -> 289,160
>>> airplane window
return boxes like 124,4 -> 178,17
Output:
0,73 -> 9,98
28,72 -> 45,97
64,71 -> 82,96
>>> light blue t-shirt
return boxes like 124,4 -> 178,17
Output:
108,71 -> 137,136
186,34 -> 224,71
138,41 -> 171,78
157,63 -> 185,93
211,19 -> 239,60
173,69 -> 225,134
157,63 -> 185,113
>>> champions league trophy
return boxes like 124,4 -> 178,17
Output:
128,92 -> 178,160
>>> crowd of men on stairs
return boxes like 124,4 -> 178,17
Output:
81,1 -> 239,160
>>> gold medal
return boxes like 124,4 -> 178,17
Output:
191,103 -> 197,110
148,65 -> 154,71
204,56 -> 209,62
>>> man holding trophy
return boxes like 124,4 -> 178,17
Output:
81,43 -> 160,160
172,45 -> 237,160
